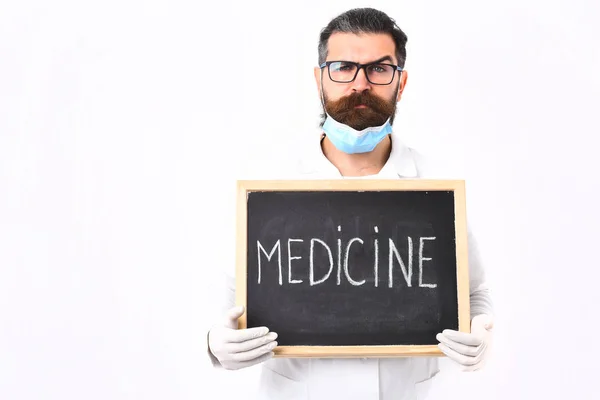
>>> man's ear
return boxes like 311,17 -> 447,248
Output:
314,66 -> 322,96
396,69 -> 408,102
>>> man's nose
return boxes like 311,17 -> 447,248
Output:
351,67 -> 371,92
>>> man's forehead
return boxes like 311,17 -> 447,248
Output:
326,32 -> 396,63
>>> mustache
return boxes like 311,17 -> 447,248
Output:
326,91 -> 394,117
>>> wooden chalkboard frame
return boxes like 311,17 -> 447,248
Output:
236,179 -> 471,358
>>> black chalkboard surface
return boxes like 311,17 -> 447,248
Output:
236,180 -> 470,358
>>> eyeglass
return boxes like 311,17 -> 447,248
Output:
319,60 -> 403,85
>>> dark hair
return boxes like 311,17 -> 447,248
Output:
318,8 -> 408,68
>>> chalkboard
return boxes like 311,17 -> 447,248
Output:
236,180 -> 470,358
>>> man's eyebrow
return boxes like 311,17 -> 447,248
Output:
370,55 -> 394,64
332,55 -> 396,64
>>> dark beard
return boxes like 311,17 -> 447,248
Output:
322,87 -> 398,130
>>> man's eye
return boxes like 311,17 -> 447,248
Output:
369,65 -> 386,73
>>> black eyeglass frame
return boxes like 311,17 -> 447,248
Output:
319,60 -> 403,85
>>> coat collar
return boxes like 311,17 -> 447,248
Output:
298,133 -> 418,178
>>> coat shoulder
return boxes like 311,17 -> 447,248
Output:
409,148 -> 465,180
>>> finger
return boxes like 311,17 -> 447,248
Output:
436,333 -> 484,357
225,326 -> 270,343
228,332 -> 278,353
230,341 -> 278,363
438,343 -> 479,366
227,351 -> 275,370
440,329 -> 483,346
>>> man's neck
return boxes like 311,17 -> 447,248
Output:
321,134 -> 392,177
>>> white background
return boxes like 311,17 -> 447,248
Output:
1,0 -> 599,399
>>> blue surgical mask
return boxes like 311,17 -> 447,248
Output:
322,113 -> 393,154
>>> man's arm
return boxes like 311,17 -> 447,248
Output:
204,259 -> 278,370
467,228 -> 494,318
436,226 -> 494,371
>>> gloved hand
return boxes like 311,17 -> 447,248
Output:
436,314 -> 494,372
208,305 -> 278,370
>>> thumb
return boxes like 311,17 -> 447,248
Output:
224,305 -> 245,325
473,314 -> 494,331
482,314 -> 494,330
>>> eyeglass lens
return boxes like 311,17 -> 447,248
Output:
328,61 -> 395,84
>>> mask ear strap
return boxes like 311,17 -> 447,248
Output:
319,69 -> 328,141
319,68 -> 326,109
396,71 -> 403,98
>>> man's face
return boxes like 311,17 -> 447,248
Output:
315,32 -> 407,131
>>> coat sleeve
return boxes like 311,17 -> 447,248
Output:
467,226 -> 494,318
205,270 -> 236,368
411,147 -> 494,319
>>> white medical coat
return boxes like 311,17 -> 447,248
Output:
209,134 -> 493,400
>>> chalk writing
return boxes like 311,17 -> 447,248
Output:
256,226 -> 437,288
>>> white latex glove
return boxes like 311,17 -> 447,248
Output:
436,314 -> 494,372
208,305 -> 278,370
